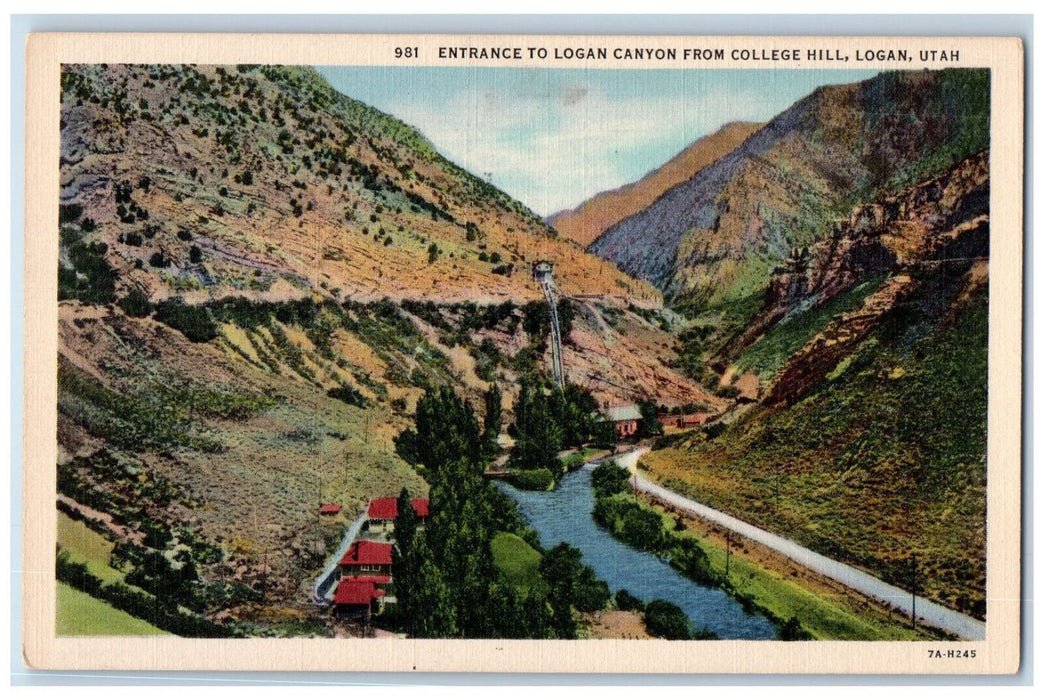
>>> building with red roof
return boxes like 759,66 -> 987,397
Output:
332,578 -> 386,619
367,498 -> 398,521
339,540 -> 393,579
319,503 -> 341,516
365,497 -> 430,536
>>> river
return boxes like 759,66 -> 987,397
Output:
497,465 -> 777,640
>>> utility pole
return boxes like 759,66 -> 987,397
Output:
725,531 -> 732,579
774,465 -> 781,513
910,553 -> 919,630
261,549 -> 268,599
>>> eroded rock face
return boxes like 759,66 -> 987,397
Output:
587,70 -> 990,309
761,152 -> 989,406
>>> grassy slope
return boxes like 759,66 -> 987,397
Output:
681,517 -> 929,640
735,275 -> 887,379
56,512 -> 125,585
55,513 -> 171,636
57,582 -> 168,636
491,532 -> 542,594
643,274 -> 987,617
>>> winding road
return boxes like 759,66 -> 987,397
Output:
612,448 -> 986,640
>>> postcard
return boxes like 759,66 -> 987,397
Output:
21,33 -> 1023,674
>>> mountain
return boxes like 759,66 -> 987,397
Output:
547,121 -> 762,247
638,116 -> 990,620
55,64 -> 719,635
59,64 -> 655,306
588,70 -> 990,318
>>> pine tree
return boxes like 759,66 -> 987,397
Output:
481,384 -> 502,459
407,537 -> 456,638
392,487 -> 419,621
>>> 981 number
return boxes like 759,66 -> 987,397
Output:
394,47 -> 419,59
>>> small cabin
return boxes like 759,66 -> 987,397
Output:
673,413 -> 710,429
365,497 -> 430,536
340,540 -> 394,579
332,578 -> 386,621
603,404 -> 642,439
319,503 -> 341,516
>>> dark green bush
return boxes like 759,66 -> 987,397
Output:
119,288 -> 153,317
59,203 -> 83,224
154,298 -> 217,342
327,383 -> 368,408
644,599 -> 692,640
508,467 -> 554,491
58,240 -> 116,304
591,460 -> 629,498
615,589 -> 645,612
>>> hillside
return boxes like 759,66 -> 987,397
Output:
588,70 -> 989,316
548,122 -> 762,247
55,64 -> 716,636
640,149 -> 990,620
622,69 -> 991,623
59,64 -> 657,305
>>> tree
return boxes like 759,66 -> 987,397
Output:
644,599 -> 692,640
591,460 -> 629,498
519,581 -> 554,639
615,589 -> 645,612
508,380 -> 563,475
637,399 -> 664,438
412,386 -> 482,475
406,538 -> 456,638
621,507 -> 665,551
393,428 -> 419,465
522,301 -> 550,344
592,419 -> 617,450
427,243 -> 439,264
393,488 -> 419,622
538,542 -> 608,638
481,384 -> 502,459
153,298 -> 217,343
119,287 -> 153,318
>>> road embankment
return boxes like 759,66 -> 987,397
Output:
614,448 -> 985,641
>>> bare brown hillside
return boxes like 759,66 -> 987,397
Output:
59,64 -> 657,306
548,122 -> 762,247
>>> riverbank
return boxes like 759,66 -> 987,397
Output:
630,489 -> 945,640
498,466 -> 776,639
614,445 -> 987,639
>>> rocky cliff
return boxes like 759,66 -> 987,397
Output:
588,70 -> 990,314
757,151 -> 988,405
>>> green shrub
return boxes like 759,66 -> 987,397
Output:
644,599 -> 692,640
508,468 -> 554,491
59,240 -> 116,304
119,288 -> 152,318
615,588 -> 645,612
59,203 -> 83,224
591,460 -> 629,498
327,383 -> 368,408
154,298 -> 217,342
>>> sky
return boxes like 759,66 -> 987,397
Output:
317,66 -> 882,217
